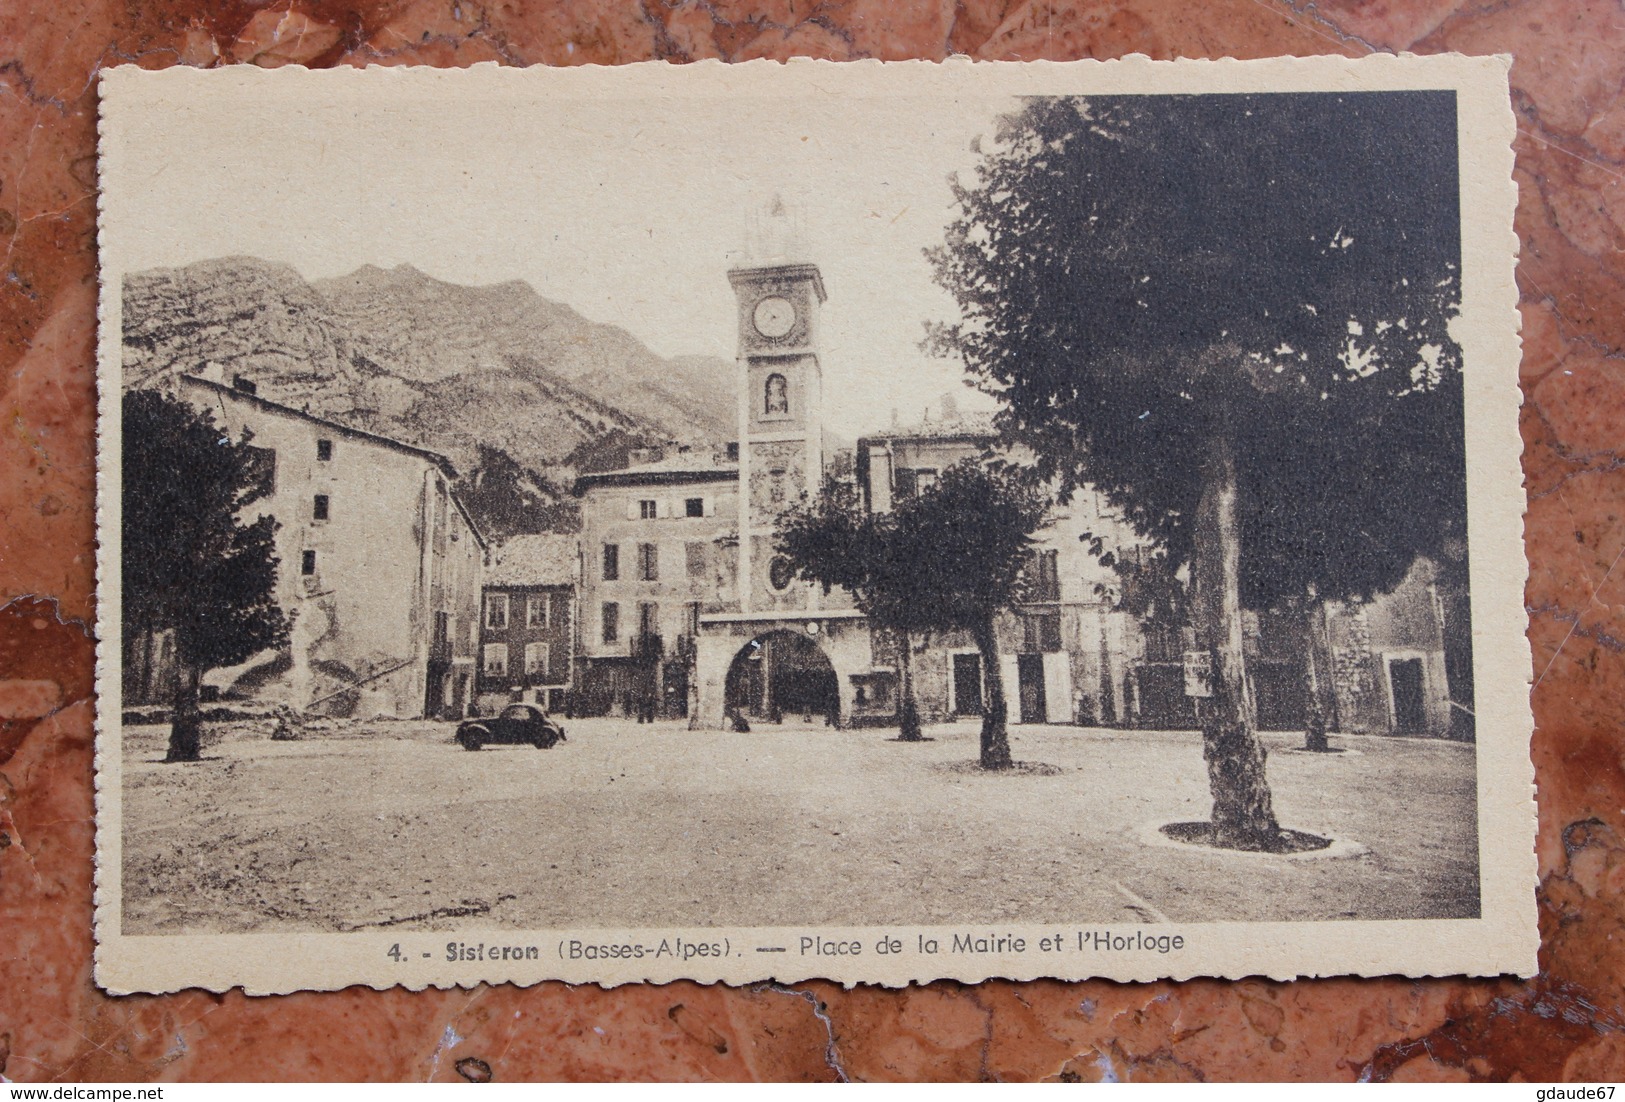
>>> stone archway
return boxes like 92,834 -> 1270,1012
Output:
724,629 -> 839,725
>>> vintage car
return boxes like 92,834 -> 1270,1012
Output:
456,703 -> 566,751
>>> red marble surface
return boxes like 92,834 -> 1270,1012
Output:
0,0 -> 1620,1083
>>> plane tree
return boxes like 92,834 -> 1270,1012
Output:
777,461 -> 1048,766
892,461 -> 1050,768
928,92 -> 1464,845
776,477 -> 928,741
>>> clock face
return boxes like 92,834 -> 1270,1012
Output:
753,295 -> 796,339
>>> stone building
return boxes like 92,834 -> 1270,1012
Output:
136,374 -> 488,718
475,534 -> 578,715
576,237 -> 1468,740
572,448 -> 740,718
854,414 -> 1466,738
685,258 -> 880,730
1322,557 -> 1463,738
854,417 -> 1144,728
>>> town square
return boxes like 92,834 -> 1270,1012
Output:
94,59 -> 1531,990
120,715 -> 1478,935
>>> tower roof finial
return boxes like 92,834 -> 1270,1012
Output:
745,193 -> 807,265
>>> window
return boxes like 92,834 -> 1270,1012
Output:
1026,549 -> 1060,602
525,641 -> 550,676
482,643 -> 508,677
638,602 -> 659,638
685,497 -> 705,518
301,550 -> 316,576
686,601 -> 702,638
486,593 -> 508,630
726,442 -> 739,461
601,602 -> 619,643
894,467 -> 918,500
764,372 -> 789,415
602,543 -> 619,581
1023,612 -> 1062,653
685,541 -> 707,578
1040,613 -> 1062,653
637,542 -> 659,581
313,494 -> 329,521
316,438 -> 333,462
639,499 -> 658,520
527,594 -> 549,629
894,468 -> 939,500
433,610 -> 449,646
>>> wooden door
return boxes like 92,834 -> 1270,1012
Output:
953,653 -> 984,715
1018,653 -> 1047,724
1389,657 -> 1426,734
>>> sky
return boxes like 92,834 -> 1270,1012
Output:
110,76 -> 1019,442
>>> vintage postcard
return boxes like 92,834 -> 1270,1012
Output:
95,55 -> 1532,994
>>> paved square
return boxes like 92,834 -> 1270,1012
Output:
121,719 -> 1478,934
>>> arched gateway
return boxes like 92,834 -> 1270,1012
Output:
691,614 -> 876,730
725,630 -> 839,724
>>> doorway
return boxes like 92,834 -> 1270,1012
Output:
425,658 -> 449,718
1388,657 -> 1426,734
952,653 -> 984,715
1017,653 -> 1047,724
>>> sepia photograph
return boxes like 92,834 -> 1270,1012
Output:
94,58 -> 1530,992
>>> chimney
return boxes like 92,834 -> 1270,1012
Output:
940,392 -> 958,421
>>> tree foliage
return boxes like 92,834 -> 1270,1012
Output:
927,93 -> 1467,608
927,92 -> 1468,842
123,390 -> 290,761
777,460 -> 1048,766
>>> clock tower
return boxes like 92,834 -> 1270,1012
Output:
728,259 -> 827,613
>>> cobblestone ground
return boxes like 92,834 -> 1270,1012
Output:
120,717 -> 1478,934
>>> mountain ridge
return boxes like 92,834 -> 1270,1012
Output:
121,256 -> 737,480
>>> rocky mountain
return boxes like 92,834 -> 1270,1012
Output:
121,257 -> 736,477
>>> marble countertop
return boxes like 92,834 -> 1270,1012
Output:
1,0 -> 1621,1082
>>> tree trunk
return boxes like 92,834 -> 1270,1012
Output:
897,630 -> 923,741
1300,586 -> 1332,752
973,616 -> 1012,769
166,661 -> 204,763
1190,432 -> 1279,848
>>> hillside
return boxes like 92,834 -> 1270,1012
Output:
121,257 -> 736,477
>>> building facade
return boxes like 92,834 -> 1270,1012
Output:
572,450 -> 740,718
475,534 -> 577,715
855,420 -> 1145,729
575,240 -> 1470,740
135,374 -> 488,718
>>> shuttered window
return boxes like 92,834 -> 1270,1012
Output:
482,643 -> 508,676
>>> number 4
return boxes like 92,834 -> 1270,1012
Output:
388,943 -> 403,961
